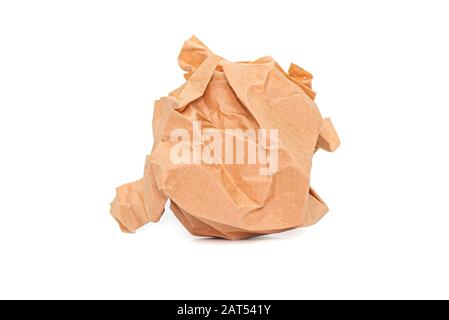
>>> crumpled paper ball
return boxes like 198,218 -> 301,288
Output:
110,36 -> 340,240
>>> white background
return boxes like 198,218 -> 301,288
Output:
1,0 -> 448,299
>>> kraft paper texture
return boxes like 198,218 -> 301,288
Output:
110,36 -> 340,240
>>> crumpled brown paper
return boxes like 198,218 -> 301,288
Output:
110,36 -> 340,240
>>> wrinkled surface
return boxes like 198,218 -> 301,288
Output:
110,36 -> 340,240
